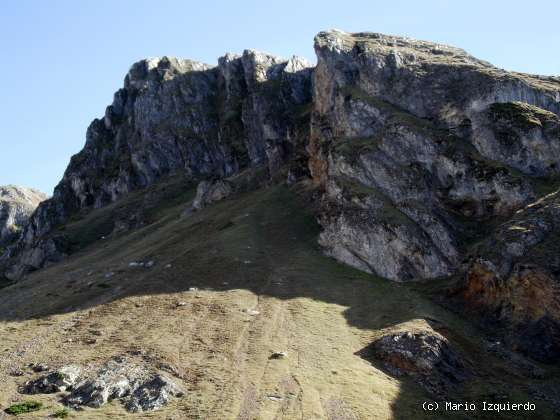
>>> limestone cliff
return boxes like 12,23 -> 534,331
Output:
310,30 -> 560,281
307,30 -> 560,362
461,190 -> 560,362
0,186 -> 46,248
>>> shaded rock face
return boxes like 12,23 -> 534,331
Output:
4,52 -> 312,279
358,325 -> 466,397
461,190 -> 560,362
309,30 -> 560,281
0,186 -> 47,247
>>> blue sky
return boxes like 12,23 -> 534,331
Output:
1,0 -> 559,194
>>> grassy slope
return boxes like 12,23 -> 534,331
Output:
0,178 -> 557,419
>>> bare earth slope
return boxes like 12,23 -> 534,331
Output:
0,178 -> 559,419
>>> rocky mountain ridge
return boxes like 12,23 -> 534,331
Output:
1,50 -> 312,279
0,186 -> 47,248
2,30 -> 560,364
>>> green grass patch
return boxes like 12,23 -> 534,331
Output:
4,401 -> 43,415
488,102 -> 559,130
531,176 -> 560,197
339,85 -> 446,136
333,136 -> 380,162
334,176 -> 416,227
56,174 -> 196,253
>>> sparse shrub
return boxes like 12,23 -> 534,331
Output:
52,407 -> 70,418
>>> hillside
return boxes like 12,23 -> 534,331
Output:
0,177 -> 558,419
1,30 -> 560,419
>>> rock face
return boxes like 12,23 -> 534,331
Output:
306,30 -> 560,362
0,186 -> 46,247
4,51 -> 312,279
461,190 -> 560,362
309,30 -> 560,281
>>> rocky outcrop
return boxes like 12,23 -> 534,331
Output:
21,365 -> 82,394
357,323 -> 466,396
4,51 -> 312,279
309,30 -> 560,281
0,186 -> 46,247
192,179 -> 233,210
20,357 -> 183,412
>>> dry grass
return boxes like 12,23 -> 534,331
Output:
0,180 -> 557,419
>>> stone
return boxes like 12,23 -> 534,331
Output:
125,374 -> 184,412
3,235 -> 68,281
8,368 -> 24,377
310,30 -> 558,282
129,260 -> 154,268
269,351 -> 288,360
21,365 -> 82,394
192,180 -> 232,210
62,357 -> 183,412
245,309 -> 260,316
358,326 -> 466,396
460,190 -> 560,362
30,363 -> 49,373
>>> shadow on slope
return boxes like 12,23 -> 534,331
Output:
0,178 -> 558,419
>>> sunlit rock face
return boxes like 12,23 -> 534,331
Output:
309,30 -> 560,282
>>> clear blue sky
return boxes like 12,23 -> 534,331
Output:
1,0 -> 559,194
